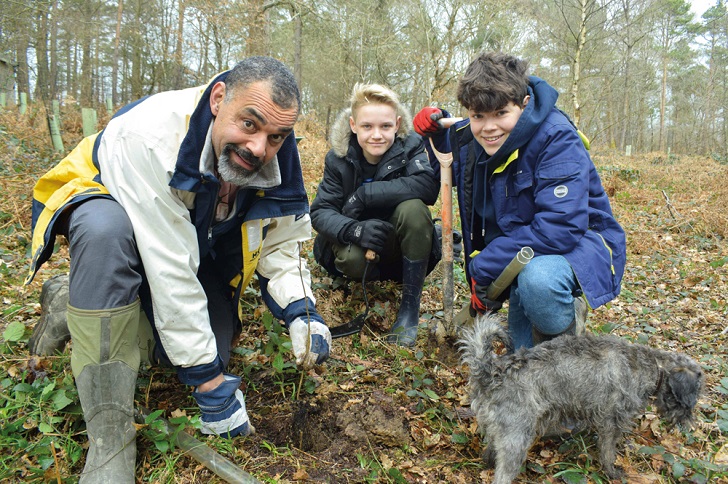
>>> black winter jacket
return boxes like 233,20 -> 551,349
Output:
311,108 -> 439,260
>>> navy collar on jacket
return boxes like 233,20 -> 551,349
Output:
167,71 -> 307,204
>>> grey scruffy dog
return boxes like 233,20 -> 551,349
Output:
459,313 -> 703,483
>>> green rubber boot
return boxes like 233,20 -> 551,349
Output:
28,274 -> 71,355
76,361 -> 137,483
68,301 -> 141,484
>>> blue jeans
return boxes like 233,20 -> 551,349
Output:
507,255 -> 580,349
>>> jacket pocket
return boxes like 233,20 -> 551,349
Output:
498,172 -> 535,229
510,172 -> 533,197
537,159 -> 581,180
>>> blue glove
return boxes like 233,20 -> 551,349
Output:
192,374 -> 253,437
289,317 -> 331,369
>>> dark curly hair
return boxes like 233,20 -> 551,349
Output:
456,52 -> 529,113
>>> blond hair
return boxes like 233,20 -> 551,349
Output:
349,83 -> 402,119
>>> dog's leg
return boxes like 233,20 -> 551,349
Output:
596,420 -> 625,479
481,443 -> 495,468
492,428 -> 535,484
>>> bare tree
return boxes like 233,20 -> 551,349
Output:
112,0 -> 124,105
613,0 -> 655,151
653,0 -> 695,152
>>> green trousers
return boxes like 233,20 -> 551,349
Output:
332,199 -> 434,280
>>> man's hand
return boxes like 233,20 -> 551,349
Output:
289,318 -> 331,369
344,220 -> 393,253
342,190 -> 366,220
469,277 -> 503,316
413,107 -> 447,136
192,373 -> 254,437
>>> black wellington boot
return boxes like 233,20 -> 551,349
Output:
387,257 -> 428,347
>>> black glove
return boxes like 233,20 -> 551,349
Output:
343,220 -> 393,254
342,190 -> 366,220
453,230 -> 463,263
469,277 -> 503,317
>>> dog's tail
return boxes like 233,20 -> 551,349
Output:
458,312 -> 512,383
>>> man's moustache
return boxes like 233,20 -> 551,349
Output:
227,144 -> 263,170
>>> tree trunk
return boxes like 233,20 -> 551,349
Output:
247,0 -> 269,56
15,34 -> 30,103
174,0 -> 185,89
49,0 -> 59,102
130,0 -> 144,100
34,0 -> 51,104
659,52 -> 667,152
620,43 -> 632,151
112,0 -> 124,106
80,35 -> 93,105
293,6 -> 302,88
570,0 -> 588,126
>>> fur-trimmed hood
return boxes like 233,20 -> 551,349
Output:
329,104 -> 414,158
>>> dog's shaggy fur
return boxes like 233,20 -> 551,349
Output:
459,313 -> 703,483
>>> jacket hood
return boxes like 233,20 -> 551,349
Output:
470,75 -> 560,264
329,104 -> 414,158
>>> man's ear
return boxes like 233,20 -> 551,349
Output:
210,82 -> 226,115
522,95 -> 531,108
395,115 -> 401,132
349,116 -> 357,133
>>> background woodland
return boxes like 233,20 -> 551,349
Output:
1,0 -> 728,157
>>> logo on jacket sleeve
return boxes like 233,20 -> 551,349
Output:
554,185 -> 569,198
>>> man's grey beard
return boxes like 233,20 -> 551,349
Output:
217,144 -> 264,186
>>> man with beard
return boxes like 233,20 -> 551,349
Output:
25,56 -> 330,483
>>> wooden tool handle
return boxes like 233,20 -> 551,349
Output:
439,116 -> 464,128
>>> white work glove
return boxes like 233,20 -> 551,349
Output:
192,374 -> 253,437
288,317 -> 332,369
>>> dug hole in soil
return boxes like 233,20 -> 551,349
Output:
248,381 -> 413,481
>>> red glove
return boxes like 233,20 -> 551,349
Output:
470,277 -> 503,316
413,107 -> 446,136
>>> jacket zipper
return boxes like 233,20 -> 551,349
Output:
208,182 -> 220,243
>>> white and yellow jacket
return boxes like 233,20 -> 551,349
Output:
27,71 -> 317,379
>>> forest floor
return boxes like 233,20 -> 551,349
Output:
1,107 -> 727,483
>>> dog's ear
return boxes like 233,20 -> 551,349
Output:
667,367 -> 702,409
